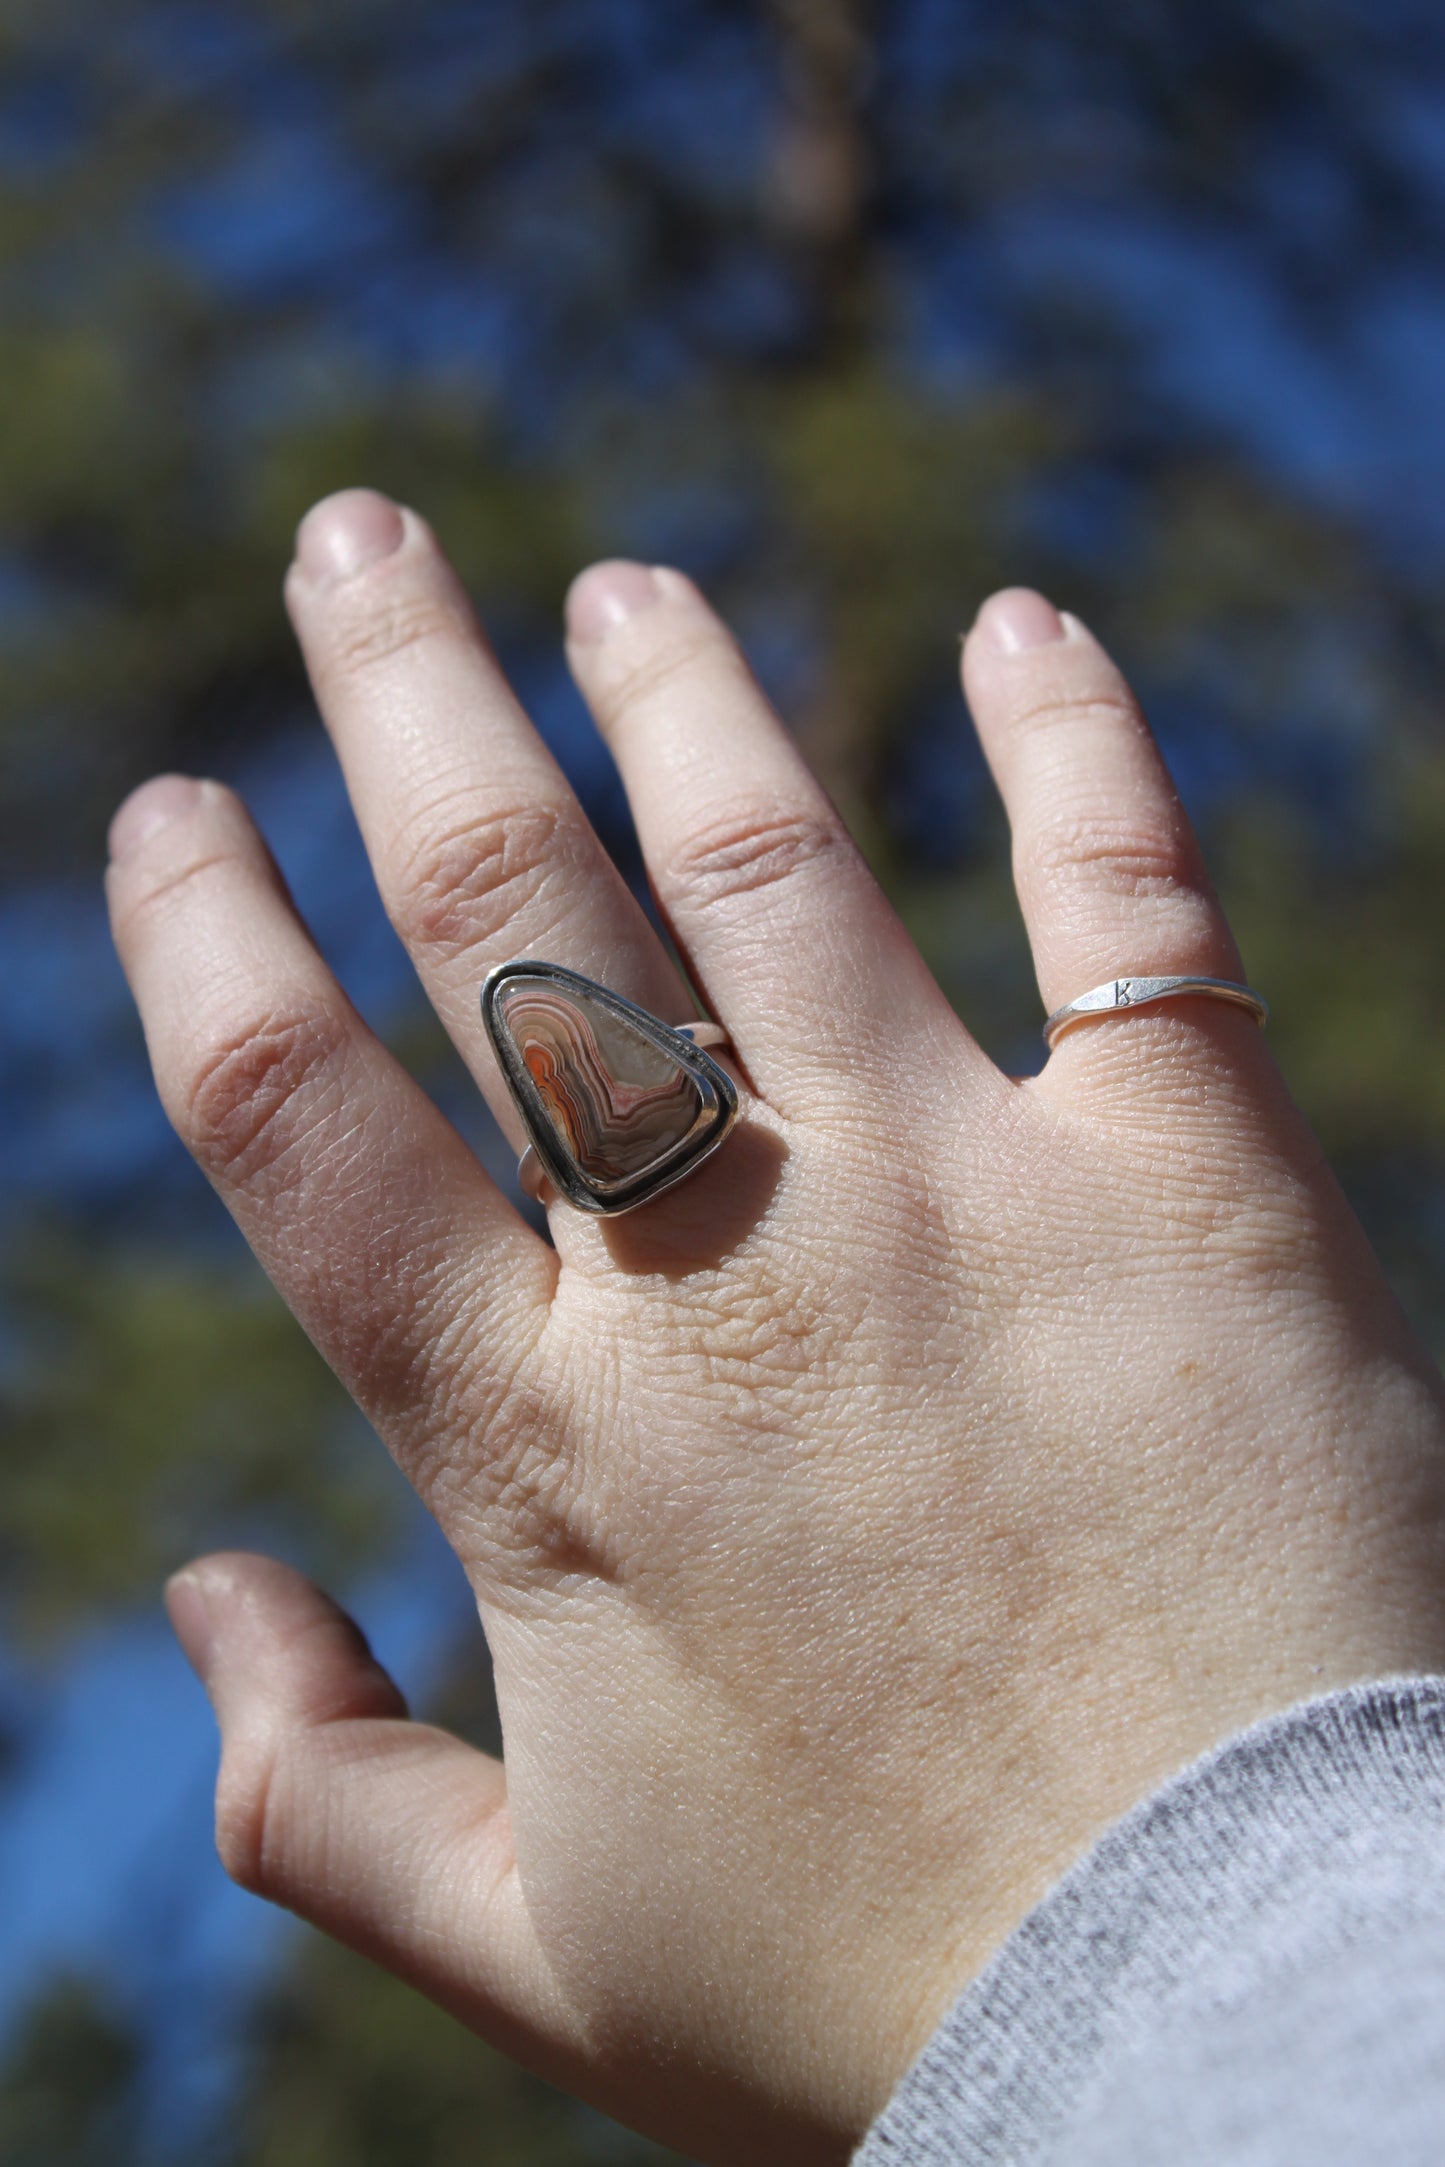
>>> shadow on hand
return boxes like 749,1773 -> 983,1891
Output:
601,1120 -> 789,1278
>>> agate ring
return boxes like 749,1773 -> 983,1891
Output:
1043,973 -> 1269,1052
480,959 -> 739,1216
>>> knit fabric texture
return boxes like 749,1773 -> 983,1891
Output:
855,1680 -> 1445,2166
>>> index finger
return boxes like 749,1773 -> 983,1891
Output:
106,774 -> 556,1534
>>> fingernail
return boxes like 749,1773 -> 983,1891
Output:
166,1570 -> 216,1688
565,561 -> 664,645
107,774 -> 203,862
294,489 -> 406,584
975,589 -> 1067,654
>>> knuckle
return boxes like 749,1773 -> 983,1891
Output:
1160,1178 -> 1316,1294
663,801 -> 838,910
111,839 -> 247,948
394,799 -> 573,959
323,576 -> 471,678
1010,688 -> 1144,742
593,623 -> 728,734
697,1290 -> 844,1384
1026,807 -> 1202,900
459,1402 -> 612,1590
178,1005 -> 347,1183
214,1734 -> 281,1895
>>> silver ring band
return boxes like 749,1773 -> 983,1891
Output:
1043,974 -> 1269,1052
667,1021 -> 731,1050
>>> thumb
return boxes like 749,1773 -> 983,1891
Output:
166,1552 -> 575,2070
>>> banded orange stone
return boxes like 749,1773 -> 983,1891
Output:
481,961 -> 737,1213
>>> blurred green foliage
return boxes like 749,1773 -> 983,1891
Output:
233,1942 -> 675,2167
0,1978 -> 143,2167
5,0 -> 1445,2160
0,1957 -> 677,2167
0,1229 -> 385,1641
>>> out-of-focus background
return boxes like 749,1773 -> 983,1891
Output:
4,1 -> 1445,2158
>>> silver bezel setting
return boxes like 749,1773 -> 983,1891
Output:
480,958 -> 740,1216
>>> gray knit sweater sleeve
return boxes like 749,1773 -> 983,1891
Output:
855,1680 -> 1445,2167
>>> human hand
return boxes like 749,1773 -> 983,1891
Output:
106,491 -> 1445,2163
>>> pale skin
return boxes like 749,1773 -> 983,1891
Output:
105,489 -> 1445,2163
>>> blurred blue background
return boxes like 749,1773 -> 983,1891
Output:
4,2 -> 1445,2159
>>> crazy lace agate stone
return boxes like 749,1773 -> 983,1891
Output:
493,975 -> 712,1193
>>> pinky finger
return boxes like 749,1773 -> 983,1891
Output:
961,592 -> 1252,1069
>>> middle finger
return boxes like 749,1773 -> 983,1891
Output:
284,490 -> 691,1150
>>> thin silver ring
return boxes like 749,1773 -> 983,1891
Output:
1043,974 -> 1269,1052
